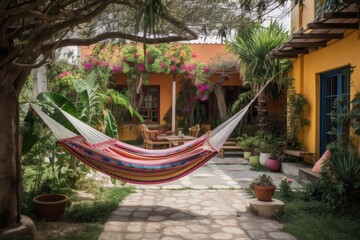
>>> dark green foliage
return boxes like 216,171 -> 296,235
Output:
351,92 -> 360,136
304,145 -> 360,209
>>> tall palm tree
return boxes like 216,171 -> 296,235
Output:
228,21 -> 290,134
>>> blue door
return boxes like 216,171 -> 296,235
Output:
320,68 -> 350,154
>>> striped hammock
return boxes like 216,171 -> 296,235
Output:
32,78 -> 273,184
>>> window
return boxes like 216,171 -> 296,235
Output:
139,86 -> 160,123
320,67 -> 350,153
114,85 -> 160,124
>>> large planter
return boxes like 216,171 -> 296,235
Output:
243,151 -> 252,160
266,158 -> 282,172
33,194 -> 68,221
259,152 -> 271,166
249,155 -> 260,167
254,185 -> 276,201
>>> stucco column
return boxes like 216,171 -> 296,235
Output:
172,74 -> 176,132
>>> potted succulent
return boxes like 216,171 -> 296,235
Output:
250,174 -> 276,201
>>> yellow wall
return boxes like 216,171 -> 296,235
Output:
291,31 -> 360,158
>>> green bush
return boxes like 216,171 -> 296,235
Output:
304,145 -> 360,209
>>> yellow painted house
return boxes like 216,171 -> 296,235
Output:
272,1 -> 360,159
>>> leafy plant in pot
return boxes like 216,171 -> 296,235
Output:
250,174 -> 276,201
266,143 -> 282,172
257,134 -> 276,166
237,134 -> 255,160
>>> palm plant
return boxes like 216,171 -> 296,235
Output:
227,21 -> 290,133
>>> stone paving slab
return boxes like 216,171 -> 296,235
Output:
99,190 -> 296,240
97,155 -> 298,240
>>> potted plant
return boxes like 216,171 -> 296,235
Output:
237,134 -> 259,160
266,143 -> 282,172
33,193 -> 69,221
258,134 -> 274,166
250,174 -> 276,201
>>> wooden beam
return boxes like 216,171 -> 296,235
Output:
278,48 -> 309,54
308,22 -> 359,29
283,42 -> 327,48
323,12 -> 359,19
269,53 -> 298,59
292,32 -> 343,39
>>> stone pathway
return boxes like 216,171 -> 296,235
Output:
97,154 -> 298,240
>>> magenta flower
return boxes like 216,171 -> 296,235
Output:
147,58 -> 153,63
146,51 -> 150,56
288,179 -> 293,184
112,65 -> 123,73
188,74 -> 195,79
184,106 -> 190,112
173,57 -> 178,63
199,84 -> 207,91
122,57 -> 127,63
170,65 -> 177,72
160,62 -> 167,69
203,66 -> 210,72
83,62 -> 94,71
137,64 -> 145,72
200,95 -> 208,101
181,65 -> 188,71
191,52 -> 197,58
133,52 -> 139,58
59,71 -> 71,78
188,63 -> 196,71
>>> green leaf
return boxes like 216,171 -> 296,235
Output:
103,109 -> 119,139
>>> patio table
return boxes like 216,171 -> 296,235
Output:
159,135 -> 196,147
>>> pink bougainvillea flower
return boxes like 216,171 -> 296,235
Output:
199,84 -> 207,91
173,57 -> 178,63
122,57 -> 127,63
133,52 -> 139,58
203,66 -> 210,72
83,62 -> 94,71
137,64 -> 145,72
181,64 -> 188,71
160,62 -> 167,69
188,74 -> 195,79
184,106 -> 190,112
147,58 -> 153,63
200,95 -> 209,101
146,51 -> 150,56
188,63 -> 196,71
191,52 -> 197,58
84,54 -> 89,58
112,65 -> 123,73
288,179 -> 293,184
59,71 -> 71,78
170,65 -> 177,72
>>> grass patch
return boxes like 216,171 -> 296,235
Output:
274,192 -> 360,240
33,182 -> 134,240
250,165 -> 267,172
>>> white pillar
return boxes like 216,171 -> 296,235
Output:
171,76 -> 176,132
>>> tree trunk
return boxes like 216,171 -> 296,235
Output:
256,91 -> 268,134
0,86 -> 21,229
213,75 -> 228,122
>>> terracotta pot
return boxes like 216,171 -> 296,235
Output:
266,158 -> 281,172
254,185 -> 276,201
33,194 -> 68,221
249,155 -> 260,167
243,151 -> 252,160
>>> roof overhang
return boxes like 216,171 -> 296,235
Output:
270,1 -> 360,59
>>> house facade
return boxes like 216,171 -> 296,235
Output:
272,1 -> 360,159
80,43 -> 244,140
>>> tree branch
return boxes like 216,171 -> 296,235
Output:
41,31 -> 197,51
0,0 -> 45,15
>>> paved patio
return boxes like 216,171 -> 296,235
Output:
96,154 -> 298,240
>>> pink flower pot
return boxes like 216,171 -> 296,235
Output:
266,158 -> 281,172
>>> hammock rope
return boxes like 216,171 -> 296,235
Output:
31,75 -> 276,184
